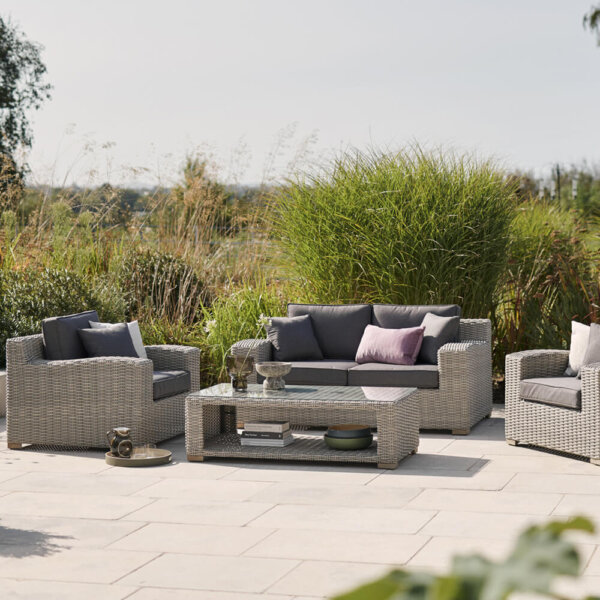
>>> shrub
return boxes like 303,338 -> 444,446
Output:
272,147 -> 516,318
118,247 -> 210,325
0,267 -> 126,366
200,282 -> 287,385
493,202 -> 600,374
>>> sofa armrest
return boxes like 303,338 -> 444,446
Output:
437,340 -> 493,426
458,319 -> 491,344
231,339 -> 272,384
579,362 -> 600,411
145,345 -> 201,391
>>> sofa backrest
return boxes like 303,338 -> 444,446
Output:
42,310 -> 99,360
371,304 -> 461,329
287,304 -> 372,360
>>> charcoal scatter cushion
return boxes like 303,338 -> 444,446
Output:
418,312 -> 460,365
266,315 -> 323,361
78,323 -> 138,358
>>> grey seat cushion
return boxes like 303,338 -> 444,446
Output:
348,363 -> 439,388
371,304 -> 461,329
153,370 -> 191,401
282,360 -> 358,386
520,377 -> 581,410
42,310 -> 99,360
287,304 -> 372,360
578,323 -> 600,379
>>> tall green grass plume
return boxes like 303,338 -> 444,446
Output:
272,146 -> 517,318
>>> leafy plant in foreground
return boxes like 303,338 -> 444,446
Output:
334,516 -> 598,600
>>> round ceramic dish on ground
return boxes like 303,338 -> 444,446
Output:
105,448 -> 172,467
323,434 -> 373,450
326,424 -> 371,439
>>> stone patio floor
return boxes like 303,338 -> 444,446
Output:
1,407 -> 600,599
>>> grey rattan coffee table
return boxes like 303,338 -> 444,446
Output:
185,384 -> 419,469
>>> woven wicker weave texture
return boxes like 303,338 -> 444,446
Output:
185,384 -> 419,469
6,334 -> 201,448
505,349 -> 600,461
231,318 -> 492,433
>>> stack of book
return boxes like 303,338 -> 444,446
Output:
240,421 -> 294,447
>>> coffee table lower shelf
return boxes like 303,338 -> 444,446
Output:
187,432 -> 404,469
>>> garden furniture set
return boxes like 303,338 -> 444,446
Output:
5,306 -> 600,468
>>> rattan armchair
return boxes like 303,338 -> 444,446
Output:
505,349 -> 600,463
6,334 -> 200,449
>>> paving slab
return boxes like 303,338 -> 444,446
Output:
266,560 -> 391,597
0,579 -> 136,600
120,553 -> 299,593
245,528 -> 429,564
0,547 -> 157,583
247,504 -> 436,534
247,481 -> 422,508
0,490 -> 153,519
109,522 -> 275,555
127,589 -> 294,600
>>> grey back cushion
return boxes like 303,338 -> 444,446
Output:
372,304 -> 461,329
287,304 -> 372,359
418,312 -> 461,364
578,322 -> 600,378
78,323 -> 138,358
42,310 -> 99,360
266,315 -> 323,361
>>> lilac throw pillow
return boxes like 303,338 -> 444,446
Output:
355,324 -> 425,365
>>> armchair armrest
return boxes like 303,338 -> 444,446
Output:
505,349 -> 569,382
145,345 -> 201,391
230,339 -> 272,383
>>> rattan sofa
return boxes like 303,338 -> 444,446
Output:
232,303 -> 492,434
6,334 -> 201,449
505,349 -> 600,464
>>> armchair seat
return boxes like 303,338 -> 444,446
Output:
153,370 -> 191,401
520,377 -> 581,410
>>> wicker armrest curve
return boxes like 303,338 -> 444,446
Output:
505,349 -> 569,381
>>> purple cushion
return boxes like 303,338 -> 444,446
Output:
355,324 -> 425,366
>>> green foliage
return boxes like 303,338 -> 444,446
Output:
0,16 -> 52,160
493,203 -> 599,373
0,267 -> 126,366
118,247 -> 209,325
200,282 -> 286,385
333,516 -> 599,600
272,147 -> 516,318
584,4 -> 600,45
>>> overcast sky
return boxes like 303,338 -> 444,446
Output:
3,0 -> 600,187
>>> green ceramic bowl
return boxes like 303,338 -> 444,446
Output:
326,424 -> 371,439
324,434 -> 373,450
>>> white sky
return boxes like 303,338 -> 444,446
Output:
2,0 -> 600,187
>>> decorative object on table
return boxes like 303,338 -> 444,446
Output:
105,447 -> 172,467
106,427 -> 134,457
240,420 -> 294,447
324,423 -> 373,450
255,361 -> 292,390
226,354 -> 254,391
